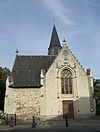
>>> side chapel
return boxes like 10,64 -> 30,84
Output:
4,25 -> 95,122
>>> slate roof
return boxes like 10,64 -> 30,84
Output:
49,25 -> 61,49
10,55 -> 56,88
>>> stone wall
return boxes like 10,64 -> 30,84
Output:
4,79 -> 40,120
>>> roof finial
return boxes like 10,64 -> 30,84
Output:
16,49 -> 19,55
63,38 -> 67,43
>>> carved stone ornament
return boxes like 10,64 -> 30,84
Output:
63,50 -> 68,57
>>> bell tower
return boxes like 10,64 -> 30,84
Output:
48,25 -> 62,55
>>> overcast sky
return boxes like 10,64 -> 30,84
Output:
0,0 -> 100,79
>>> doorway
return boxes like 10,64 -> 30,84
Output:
62,100 -> 74,118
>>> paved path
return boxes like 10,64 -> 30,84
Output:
0,117 -> 100,130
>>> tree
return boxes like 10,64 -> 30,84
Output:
93,79 -> 100,102
93,79 -> 100,115
0,67 -> 10,111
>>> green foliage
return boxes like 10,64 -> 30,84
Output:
96,105 -> 100,115
93,79 -> 100,99
0,67 -> 10,96
0,67 -> 11,110
0,115 -> 2,119
93,79 -> 100,115
0,67 -> 10,81
0,114 -> 4,119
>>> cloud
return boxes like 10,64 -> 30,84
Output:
42,0 -> 74,25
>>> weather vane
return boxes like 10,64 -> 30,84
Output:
16,49 -> 19,55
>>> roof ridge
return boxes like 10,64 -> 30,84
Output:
16,55 -> 57,57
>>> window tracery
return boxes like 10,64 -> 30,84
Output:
61,69 -> 72,94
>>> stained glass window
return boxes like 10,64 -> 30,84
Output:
61,69 -> 72,94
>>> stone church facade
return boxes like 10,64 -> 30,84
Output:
4,26 -> 95,122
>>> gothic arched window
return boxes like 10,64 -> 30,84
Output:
61,69 -> 72,94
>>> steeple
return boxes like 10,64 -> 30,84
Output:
48,25 -> 62,55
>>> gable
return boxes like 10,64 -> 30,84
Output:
57,44 -> 86,72
45,44 -> 87,81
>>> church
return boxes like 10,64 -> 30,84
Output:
4,25 -> 95,125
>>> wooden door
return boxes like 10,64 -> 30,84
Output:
62,100 -> 74,118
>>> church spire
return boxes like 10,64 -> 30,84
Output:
48,25 -> 62,55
